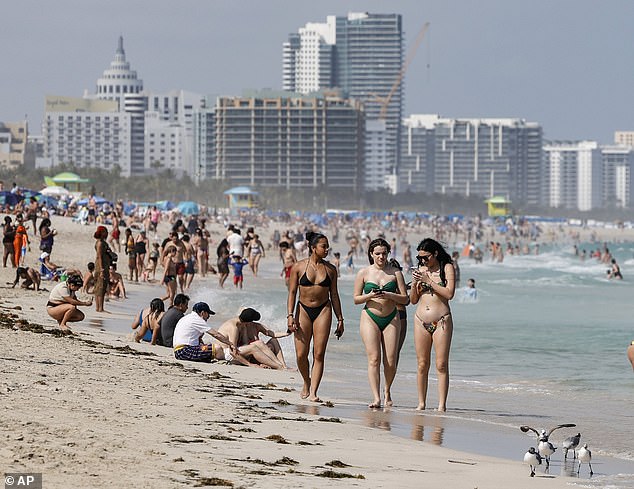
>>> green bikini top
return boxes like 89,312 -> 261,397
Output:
363,280 -> 398,294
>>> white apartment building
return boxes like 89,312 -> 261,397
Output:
400,114 -> 543,204
0,121 -> 28,169
364,119 -> 391,192
544,141 -> 602,211
602,145 -> 634,208
95,36 -> 143,110
614,131 -> 634,147
42,96 -> 132,175
143,90 -> 203,175
283,18 -> 335,94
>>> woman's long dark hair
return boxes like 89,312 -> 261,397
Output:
367,238 -> 390,264
306,232 -> 327,255
416,238 -> 453,285
216,238 -> 229,257
39,218 -> 51,234
150,298 -> 165,319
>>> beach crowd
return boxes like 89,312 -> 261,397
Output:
2,187 -> 633,411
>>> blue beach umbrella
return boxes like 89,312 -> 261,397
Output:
177,201 -> 199,216
0,191 -> 23,207
76,196 -> 112,206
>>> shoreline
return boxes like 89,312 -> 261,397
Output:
2,213 -> 632,487
0,316 -> 573,489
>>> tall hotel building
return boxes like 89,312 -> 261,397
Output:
544,141 -> 602,211
43,37 -> 142,176
601,145 -> 633,208
283,13 -> 403,190
400,115 -> 543,205
212,91 -> 364,191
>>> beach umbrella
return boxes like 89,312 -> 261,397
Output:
22,189 -> 42,199
154,200 -> 175,211
0,191 -> 23,206
40,186 -> 70,197
36,195 -> 60,208
76,196 -> 112,206
177,201 -> 199,216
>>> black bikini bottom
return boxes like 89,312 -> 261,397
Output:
298,301 -> 329,322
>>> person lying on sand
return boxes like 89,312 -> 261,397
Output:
217,308 -> 291,370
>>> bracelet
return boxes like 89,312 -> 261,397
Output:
287,313 -> 294,318
337,318 -> 344,322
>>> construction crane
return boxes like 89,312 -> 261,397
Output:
375,21 -> 430,120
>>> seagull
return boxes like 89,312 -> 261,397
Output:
523,447 -> 542,477
562,433 -> 581,459
538,438 -> 557,468
577,444 -> 593,476
520,423 -> 576,443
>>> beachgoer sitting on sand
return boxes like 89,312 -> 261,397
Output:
82,262 -> 95,294
217,308 -> 290,369
172,302 -> 251,365
108,264 -> 127,299
46,275 -> 92,331
131,298 -> 165,344
628,341 -> 634,371
160,293 -> 190,348
12,266 -> 41,291
39,251 -> 62,280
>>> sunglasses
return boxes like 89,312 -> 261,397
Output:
417,255 -> 431,264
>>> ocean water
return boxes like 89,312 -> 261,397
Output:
102,240 -> 634,486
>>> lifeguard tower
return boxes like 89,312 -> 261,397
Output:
223,186 -> 259,216
484,196 -> 511,217
45,172 -> 91,193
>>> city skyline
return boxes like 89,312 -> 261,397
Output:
2,0 -> 633,143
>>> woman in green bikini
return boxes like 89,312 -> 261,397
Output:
410,238 -> 455,412
354,238 -> 408,408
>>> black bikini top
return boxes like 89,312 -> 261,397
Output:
299,261 -> 332,288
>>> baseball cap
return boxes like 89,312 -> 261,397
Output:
192,302 -> 215,315
238,307 -> 261,323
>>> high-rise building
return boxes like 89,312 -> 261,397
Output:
284,13 -> 403,188
399,115 -> 543,204
93,37 -> 145,174
212,91 -> 364,191
602,145 -> 634,209
544,141 -> 602,211
614,131 -> 634,147
95,36 -> 144,109
42,96 -> 132,175
0,121 -> 28,169
144,90 -> 203,176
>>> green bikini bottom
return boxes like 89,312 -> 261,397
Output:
364,307 -> 398,331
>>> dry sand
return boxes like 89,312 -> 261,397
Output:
3,213 -> 628,488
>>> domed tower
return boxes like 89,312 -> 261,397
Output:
96,36 -> 143,109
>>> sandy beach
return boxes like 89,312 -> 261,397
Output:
2,214 -> 630,488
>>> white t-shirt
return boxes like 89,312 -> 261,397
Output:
172,311 -> 210,347
227,232 -> 244,256
48,281 -> 74,304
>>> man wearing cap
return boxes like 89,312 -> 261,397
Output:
217,308 -> 291,369
172,302 -> 247,364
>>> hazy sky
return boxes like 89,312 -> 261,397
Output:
3,0 -> 633,143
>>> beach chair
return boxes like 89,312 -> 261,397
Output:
39,258 -> 62,281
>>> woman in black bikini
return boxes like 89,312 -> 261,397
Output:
287,232 -> 344,402
410,238 -> 455,412
353,238 -> 408,408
